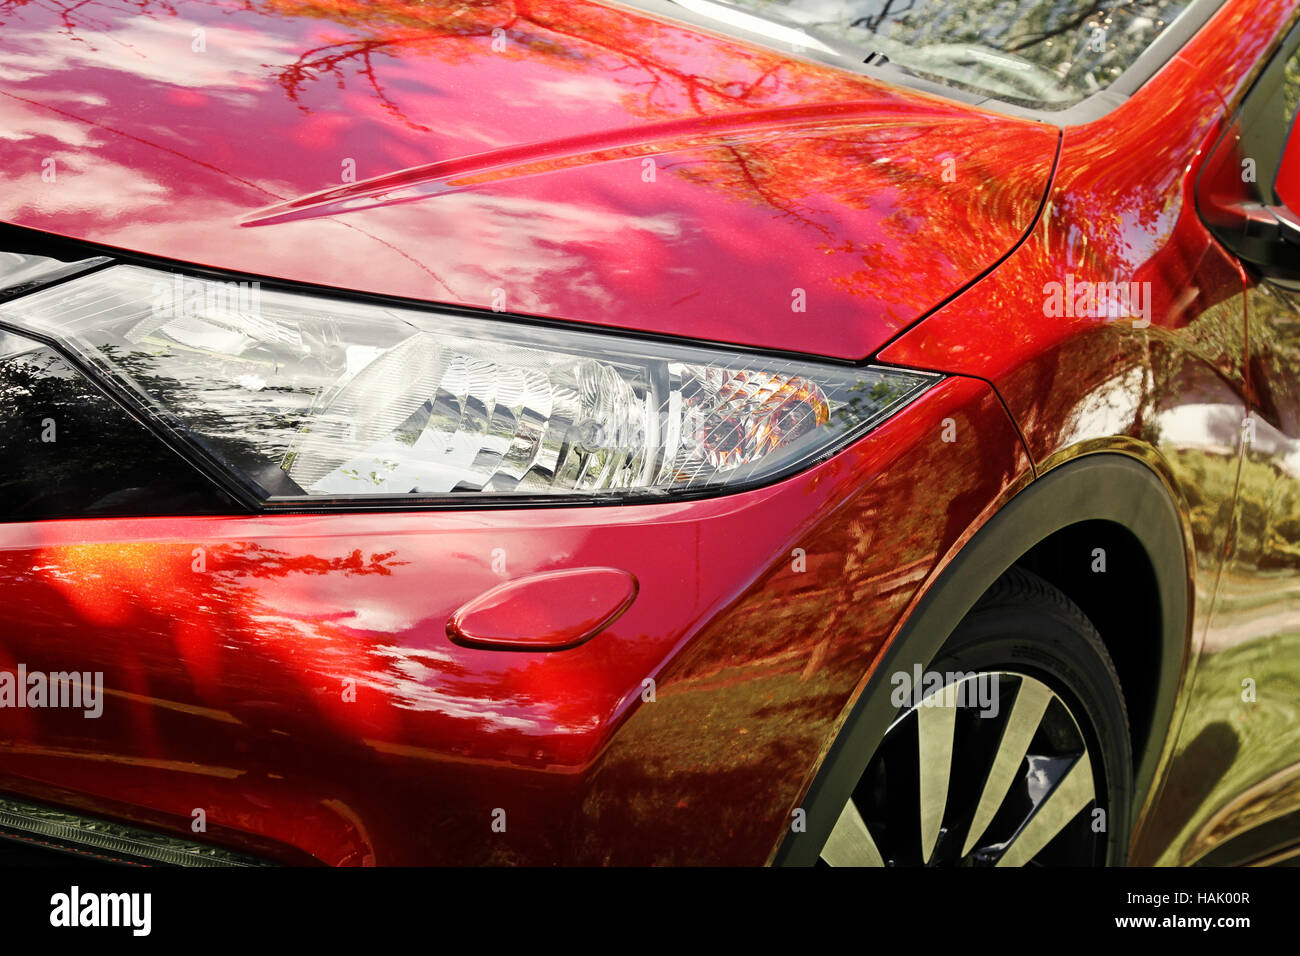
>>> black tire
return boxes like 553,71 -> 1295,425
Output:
931,566 -> 1133,865
818,566 -> 1132,867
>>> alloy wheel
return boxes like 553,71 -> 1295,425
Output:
819,671 -> 1105,867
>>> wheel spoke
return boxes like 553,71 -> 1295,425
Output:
995,754 -> 1095,867
820,798 -> 885,867
961,676 -> 1052,856
833,666 -> 1105,869
917,682 -> 957,863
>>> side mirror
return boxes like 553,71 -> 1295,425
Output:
1199,127 -> 1300,284
1196,61 -> 1300,287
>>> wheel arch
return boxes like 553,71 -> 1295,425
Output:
773,452 -> 1190,866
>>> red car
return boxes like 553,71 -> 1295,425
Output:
0,0 -> 1297,868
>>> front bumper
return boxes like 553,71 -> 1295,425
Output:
0,375 -> 1028,864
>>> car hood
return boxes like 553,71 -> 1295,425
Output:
0,0 -> 1057,360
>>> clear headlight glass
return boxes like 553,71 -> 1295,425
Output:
0,264 -> 939,504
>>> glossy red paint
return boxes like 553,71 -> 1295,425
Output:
0,0 -> 1299,869
0,0 -> 1056,359
878,0 -> 1300,864
447,567 -> 639,651
0,377 -> 1028,864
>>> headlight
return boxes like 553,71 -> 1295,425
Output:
0,264 -> 939,506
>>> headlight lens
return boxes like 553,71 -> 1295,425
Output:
0,264 -> 939,504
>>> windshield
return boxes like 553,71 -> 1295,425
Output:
649,0 -> 1198,110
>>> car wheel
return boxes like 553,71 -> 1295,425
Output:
819,566 -> 1132,866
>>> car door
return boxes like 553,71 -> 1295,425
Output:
1164,15 -> 1300,866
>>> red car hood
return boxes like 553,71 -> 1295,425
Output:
0,0 -> 1057,360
